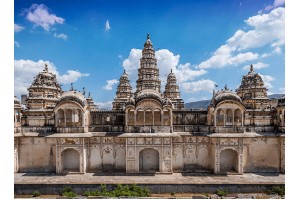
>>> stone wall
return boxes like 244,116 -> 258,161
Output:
18,137 -> 56,172
243,137 -> 281,172
15,135 -> 283,174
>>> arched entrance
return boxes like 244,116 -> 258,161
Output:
220,149 -> 238,173
62,148 -> 80,172
139,148 -> 159,172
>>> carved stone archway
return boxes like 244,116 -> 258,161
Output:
139,148 -> 159,172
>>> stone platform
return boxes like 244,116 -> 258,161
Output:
14,172 -> 284,195
15,172 -> 284,185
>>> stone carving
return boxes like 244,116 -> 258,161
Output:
146,138 -> 152,145
153,138 -> 161,145
137,138 -> 144,145
61,138 -> 80,145
127,147 -> 135,158
220,138 -> 238,146
128,138 -> 135,145
163,138 -> 171,145
90,137 -> 100,143
102,137 -> 113,143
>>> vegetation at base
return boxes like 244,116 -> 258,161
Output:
215,187 -> 228,197
32,190 -> 41,197
171,192 -> 176,196
266,186 -> 285,196
62,186 -> 78,198
83,184 -> 151,197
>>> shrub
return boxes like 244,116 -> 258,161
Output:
82,184 -> 151,197
216,188 -> 228,197
171,192 -> 176,196
32,190 -> 41,197
266,186 -> 285,196
62,186 -> 77,198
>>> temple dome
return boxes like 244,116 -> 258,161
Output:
135,89 -> 162,104
57,91 -> 88,107
212,86 -> 242,106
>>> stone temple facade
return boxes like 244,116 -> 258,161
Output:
14,34 -> 285,175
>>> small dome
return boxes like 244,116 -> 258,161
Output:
57,91 -> 87,107
136,89 -> 162,104
163,98 -> 173,106
213,88 -> 242,106
126,97 -> 135,106
14,96 -> 20,105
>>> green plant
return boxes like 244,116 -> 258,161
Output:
32,190 -> 41,197
171,192 -> 176,196
62,186 -> 77,198
266,186 -> 285,196
216,188 -> 228,197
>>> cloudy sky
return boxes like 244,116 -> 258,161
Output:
14,0 -> 285,109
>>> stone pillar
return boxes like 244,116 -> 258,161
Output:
143,110 -> 146,127
152,110 -> 154,126
161,110 -> 164,126
214,112 -> 217,127
134,110 -> 137,126
64,109 -> 66,127
232,109 -> 235,127
223,109 -> 226,127
125,109 -> 128,127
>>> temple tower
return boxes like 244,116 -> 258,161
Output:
236,64 -> 271,126
135,33 -> 161,95
23,64 -> 63,126
113,70 -> 133,110
163,69 -> 184,109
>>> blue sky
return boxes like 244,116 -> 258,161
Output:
14,0 -> 285,108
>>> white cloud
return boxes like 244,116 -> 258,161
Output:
53,33 -> 68,40
14,41 -> 20,48
14,59 -> 89,97
259,73 -> 275,89
175,63 -> 207,83
122,48 -> 207,90
272,47 -> 282,54
14,24 -> 24,32
265,0 -> 285,11
198,7 -> 284,69
105,20 -> 110,31
243,62 -> 269,70
25,4 -> 65,31
181,79 -> 217,93
95,101 -> 113,110
103,79 -> 119,90
279,87 -> 285,94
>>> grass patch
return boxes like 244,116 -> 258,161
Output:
62,186 -> 77,198
83,184 -> 151,197
32,190 -> 41,197
215,187 -> 228,197
266,186 -> 285,196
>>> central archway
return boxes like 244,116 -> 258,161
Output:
139,148 -> 159,172
220,149 -> 238,173
62,148 -> 80,172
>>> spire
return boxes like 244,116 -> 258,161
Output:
82,87 -> 86,96
88,92 -> 91,98
44,63 -> 48,72
147,33 -> 150,40
224,84 -> 228,90
250,64 -> 254,72
171,69 -> 173,73
70,83 -> 74,91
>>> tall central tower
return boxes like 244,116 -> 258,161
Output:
135,33 -> 161,95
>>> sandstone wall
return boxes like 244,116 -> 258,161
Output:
18,137 -> 56,172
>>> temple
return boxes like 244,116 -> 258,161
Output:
14,34 -> 285,175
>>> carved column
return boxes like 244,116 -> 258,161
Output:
64,109 -> 66,127
134,110 -> 137,126
161,110 -> 164,126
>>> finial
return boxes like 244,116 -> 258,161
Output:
224,84 -> 228,90
171,69 -> 173,73
83,87 -> 86,96
88,92 -> 91,98
147,33 -> 150,40
45,63 -> 48,72
250,64 -> 254,72
70,83 -> 74,91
